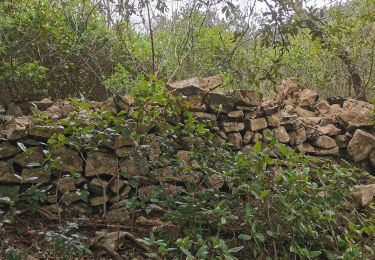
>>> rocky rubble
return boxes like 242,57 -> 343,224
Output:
1,76 -> 375,216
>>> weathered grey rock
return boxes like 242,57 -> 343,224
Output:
312,135 -> 337,149
347,129 -> 375,162
21,168 -> 50,183
0,143 -> 20,159
230,89 -> 263,107
227,132 -> 242,150
266,113 -> 281,128
318,124 -> 341,136
205,93 -> 235,114
353,184 -> 375,206
221,122 -> 245,133
0,161 -> 18,183
248,118 -> 267,132
86,152 -> 117,177
14,146 -> 44,168
273,126 -> 290,144
28,124 -> 64,138
52,146 -> 83,173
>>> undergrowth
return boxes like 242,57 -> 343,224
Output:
1,77 -> 374,259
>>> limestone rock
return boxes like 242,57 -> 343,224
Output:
297,89 -> 318,109
86,152 -> 117,177
0,161 -> 18,183
21,168 -> 50,183
288,127 -> 307,146
90,195 -> 109,206
30,98 -> 54,111
266,113 -> 281,128
167,75 -> 222,92
205,93 -> 235,114
243,131 -> 253,144
318,124 -> 341,136
312,135 -> 337,149
52,146 -> 83,173
296,107 -> 316,118
252,132 -> 263,143
228,132 -> 242,150
335,134 -> 351,148
227,110 -> 244,118
337,99 -> 373,131
120,156 -> 148,177
191,112 -> 217,121
353,184 -> 375,206
314,146 -> 339,156
0,143 -> 20,159
6,117 -> 31,140
273,126 -> 290,144
248,118 -> 267,132
221,122 -> 245,133
28,124 -> 64,138
299,117 -> 321,127
61,192 -> 81,206
347,129 -> 375,161
57,177 -> 76,192
296,142 -> 316,154
316,100 -> 332,115
209,174 -> 225,189
88,178 -> 109,194
109,178 -> 125,194
14,146 -> 44,167
230,89 -> 263,107
176,150 -> 192,166
46,100 -> 74,119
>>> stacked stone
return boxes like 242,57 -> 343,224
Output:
1,76 -> 375,215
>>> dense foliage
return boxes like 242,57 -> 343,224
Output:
1,0 -> 375,104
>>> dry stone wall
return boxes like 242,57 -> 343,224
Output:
1,77 -> 375,217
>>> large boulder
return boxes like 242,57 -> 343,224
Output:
347,129 -> 375,161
